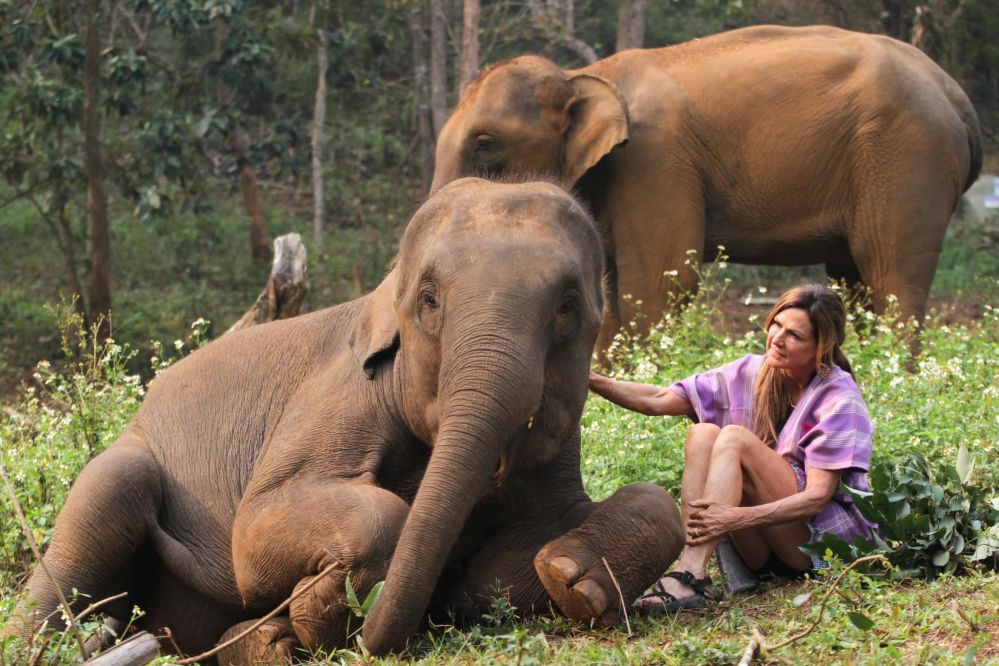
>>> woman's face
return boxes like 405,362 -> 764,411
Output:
765,307 -> 818,377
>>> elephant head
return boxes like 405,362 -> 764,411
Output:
352,178 -> 604,654
430,56 -> 630,194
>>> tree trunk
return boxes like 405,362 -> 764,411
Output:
411,1 -> 435,190
59,198 -> 89,322
616,0 -> 646,51
215,19 -> 272,261
237,148 -> 272,261
227,234 -> 309,333
429,0 -> 448,139
881,0 -> 912,40
529,0 -> 598,65
311,10 -> 329,247
458,0 -> 479,96
83,0 -> 112,339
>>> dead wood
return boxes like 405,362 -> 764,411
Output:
82,632 -> 159,666
227,233 -> 309,334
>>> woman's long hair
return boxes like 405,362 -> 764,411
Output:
752,284 -> 855,445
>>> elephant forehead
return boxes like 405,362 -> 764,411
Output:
462,56 -> 565,114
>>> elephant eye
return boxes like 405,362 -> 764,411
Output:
473,134 -> 494,154
421,290 -> 438,309
554,291 -> 581,340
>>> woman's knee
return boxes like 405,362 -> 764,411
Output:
712,425 -> 755,457
684,423 -> 721,457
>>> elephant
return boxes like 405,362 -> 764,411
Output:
430,24 -> 983,350
13,178 -> 683,661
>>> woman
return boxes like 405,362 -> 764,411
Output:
589,284 -> 878,614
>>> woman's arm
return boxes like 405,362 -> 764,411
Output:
685,468 -> 841,545
588,371 -> 693,417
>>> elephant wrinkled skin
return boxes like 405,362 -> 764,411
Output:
14,179 -> 683,660
431,25 -> 983,349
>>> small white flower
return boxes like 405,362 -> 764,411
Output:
174,340 -> 184,351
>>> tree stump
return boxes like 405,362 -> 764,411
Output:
227,233 -> 309,334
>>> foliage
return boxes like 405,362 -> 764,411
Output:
0,305 -> 143,590
803,449 -> 999,578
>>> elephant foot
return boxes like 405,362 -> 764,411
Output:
216,617 -> 299,666
534,543 -> 616,626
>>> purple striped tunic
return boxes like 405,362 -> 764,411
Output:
668,353 -> 879,546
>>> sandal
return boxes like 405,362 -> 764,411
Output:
634,570 -> 717,615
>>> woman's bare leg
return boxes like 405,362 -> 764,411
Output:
634,423 -> 717,609
646,425 -> 810,603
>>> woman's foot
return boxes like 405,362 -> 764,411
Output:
633,570 -> 715,614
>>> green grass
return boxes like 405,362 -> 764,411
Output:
1,200 -> 998,663
2,266 -> 998,663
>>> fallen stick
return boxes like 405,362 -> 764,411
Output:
739,554 -> 888,664
175,560 -> 342,664
601,556 -> 631,636
82,632 -> 159,666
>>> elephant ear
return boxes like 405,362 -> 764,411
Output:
349,268 -> 400,379
561,74 -> 630,189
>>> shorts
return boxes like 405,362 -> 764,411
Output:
786,459 -> 828,571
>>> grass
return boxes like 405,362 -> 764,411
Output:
0,200 -> 997,663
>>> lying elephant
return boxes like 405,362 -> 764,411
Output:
430,25 -> 983,349
15,179 -> 682,660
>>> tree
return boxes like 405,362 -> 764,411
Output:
616,0 -> 646,51
411,1 -> 436,190
458,0 -> 480,96
312,3 -> 330,247
527,0 -> 598,65
429,0 -> 449,138
82,0 -> 111,337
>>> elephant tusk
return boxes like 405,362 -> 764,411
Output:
527,416 -> 534,430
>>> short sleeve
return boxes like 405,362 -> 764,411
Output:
800,395 -> 874,472
668,355 -> 759,428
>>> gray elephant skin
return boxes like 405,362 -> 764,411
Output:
431,25 -> 983,349
14,179 -> 683,660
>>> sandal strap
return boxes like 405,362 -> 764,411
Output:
664,570 -> 714,595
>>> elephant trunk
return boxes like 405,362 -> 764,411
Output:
362,331 -> 540,655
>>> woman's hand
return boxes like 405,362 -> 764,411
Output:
686,499 -> 745,545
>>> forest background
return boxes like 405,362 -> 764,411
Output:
1,0 -> 997,380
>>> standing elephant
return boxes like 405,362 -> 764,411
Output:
431,25 -> 983,349
14,179 -> 682,660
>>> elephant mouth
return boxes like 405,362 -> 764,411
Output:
491,405 -> 560,487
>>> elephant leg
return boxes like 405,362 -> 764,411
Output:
825,260 -> 864,299
231,482 -> 409,654
16,439 -> 160,637
607,165 -> 705,336
848,143 -> 956,328
534,482 -> 682,625
216,617 -> 298,666
464,483 -> 682,625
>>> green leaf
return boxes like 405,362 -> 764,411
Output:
847,611 -> 875,631
361,580 -> 384,615
344,572 -> 360,613
955,444 -> 973,484
931,550 -> 950,567
194,116 -> 211,137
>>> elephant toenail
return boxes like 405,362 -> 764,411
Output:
572,578 -> 609,617
548,556 -> 582,585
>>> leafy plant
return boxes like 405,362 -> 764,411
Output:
804,447 -> 999,577
343,572 -> 383,619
